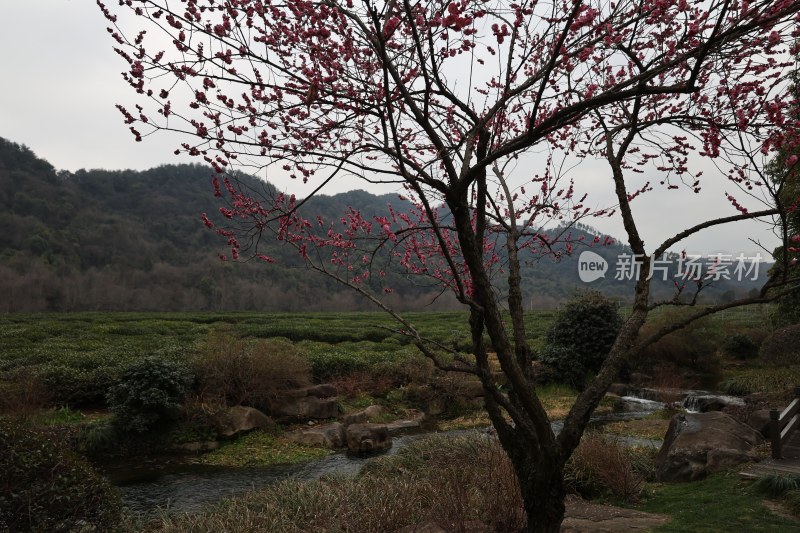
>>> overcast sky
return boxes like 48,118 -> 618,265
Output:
0,1 -> 784,262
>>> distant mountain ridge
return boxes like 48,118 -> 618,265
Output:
0,137 -> 768,312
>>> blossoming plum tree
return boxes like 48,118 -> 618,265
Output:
100,0 -> 800,530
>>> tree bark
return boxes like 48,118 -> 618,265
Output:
514,453 -> 567,533
450,190 -> 567,532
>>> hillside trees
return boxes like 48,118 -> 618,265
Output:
100,0 -> 800,531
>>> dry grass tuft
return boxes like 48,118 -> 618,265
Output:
154,433 -> 526,533
566,432 -> 645,503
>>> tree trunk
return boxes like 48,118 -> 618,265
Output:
515,454 -> 567,533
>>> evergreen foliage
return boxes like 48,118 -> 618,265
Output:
107,356 -> 194,433
539,290 -> 623,389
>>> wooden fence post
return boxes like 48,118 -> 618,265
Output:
771,408 -> 782,460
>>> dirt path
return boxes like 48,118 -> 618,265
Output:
401,496 -> 670,532
561,495 -> 670,532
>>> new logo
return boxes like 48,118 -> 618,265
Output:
578,251 -> 608,283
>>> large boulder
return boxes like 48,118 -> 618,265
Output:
342,404 -> 389,426
655,411 -> 763,482
268,395 -> 339,420
212,405 -> 276,438
302,384 -> 338,398
342,410 -> 369,426
746,409 -> 772,437
286,422 -> 345,448
345,423 -> 392,453
264,383 -> 339,420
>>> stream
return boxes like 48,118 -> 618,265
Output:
108,431 -> 452,517
111,395 -> 669,518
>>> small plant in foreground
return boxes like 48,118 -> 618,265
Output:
782,489 -> 800,516
752,473 -> 800,498
0,418 -> 122,532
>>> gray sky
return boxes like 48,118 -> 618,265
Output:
0,1 -> 783,261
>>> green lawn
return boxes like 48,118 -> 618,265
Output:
641,473 -> 800,532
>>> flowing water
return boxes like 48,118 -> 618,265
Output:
109,431 -> 467,517
111,397 -> 668,518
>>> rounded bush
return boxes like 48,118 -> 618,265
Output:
0,419 -> 122,532
107,356 -> 194,433
540,290 -> 623,389
723,333 -> 758,360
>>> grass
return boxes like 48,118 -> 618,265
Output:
603,411 -> 672,440
640,473 -> 800,532
28,406 -> 87,426
718,366 -> 800,396
154,432 -> 526,533
5,309 -> 797,532
0,310 -> 552,375
197,431 -> 331,468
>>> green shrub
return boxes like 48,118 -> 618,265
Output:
752,474 -> 800,498
0,418 -> 122,532
38,363 -> 117,406
538,345 -> 587,390
723,333 -> 759,360
539,291 -> 622,389
193,331 -> 311,409
299,340 -> 418,380
107,356 -> 194,433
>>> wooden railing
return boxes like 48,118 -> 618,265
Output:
770,386 -> 800,460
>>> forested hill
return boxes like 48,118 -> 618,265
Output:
0,138 -> 767,312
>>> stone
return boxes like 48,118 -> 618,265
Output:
264,383 -> 339,420
363,404 -> 386,419
174,441 -> 220,452
345,423 -> 392,453
268,396 -> 339,420
212,405 -> 276,438
458,379 -> 485,398
655,411 -> 763,482
302,383 -> 338,398
286,422 -> 345,448
342,410 -> 369,426
385,409 -> 425,435
746,409 -> 772,437
562,494 -> 670,532
385,419 -> 421,434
